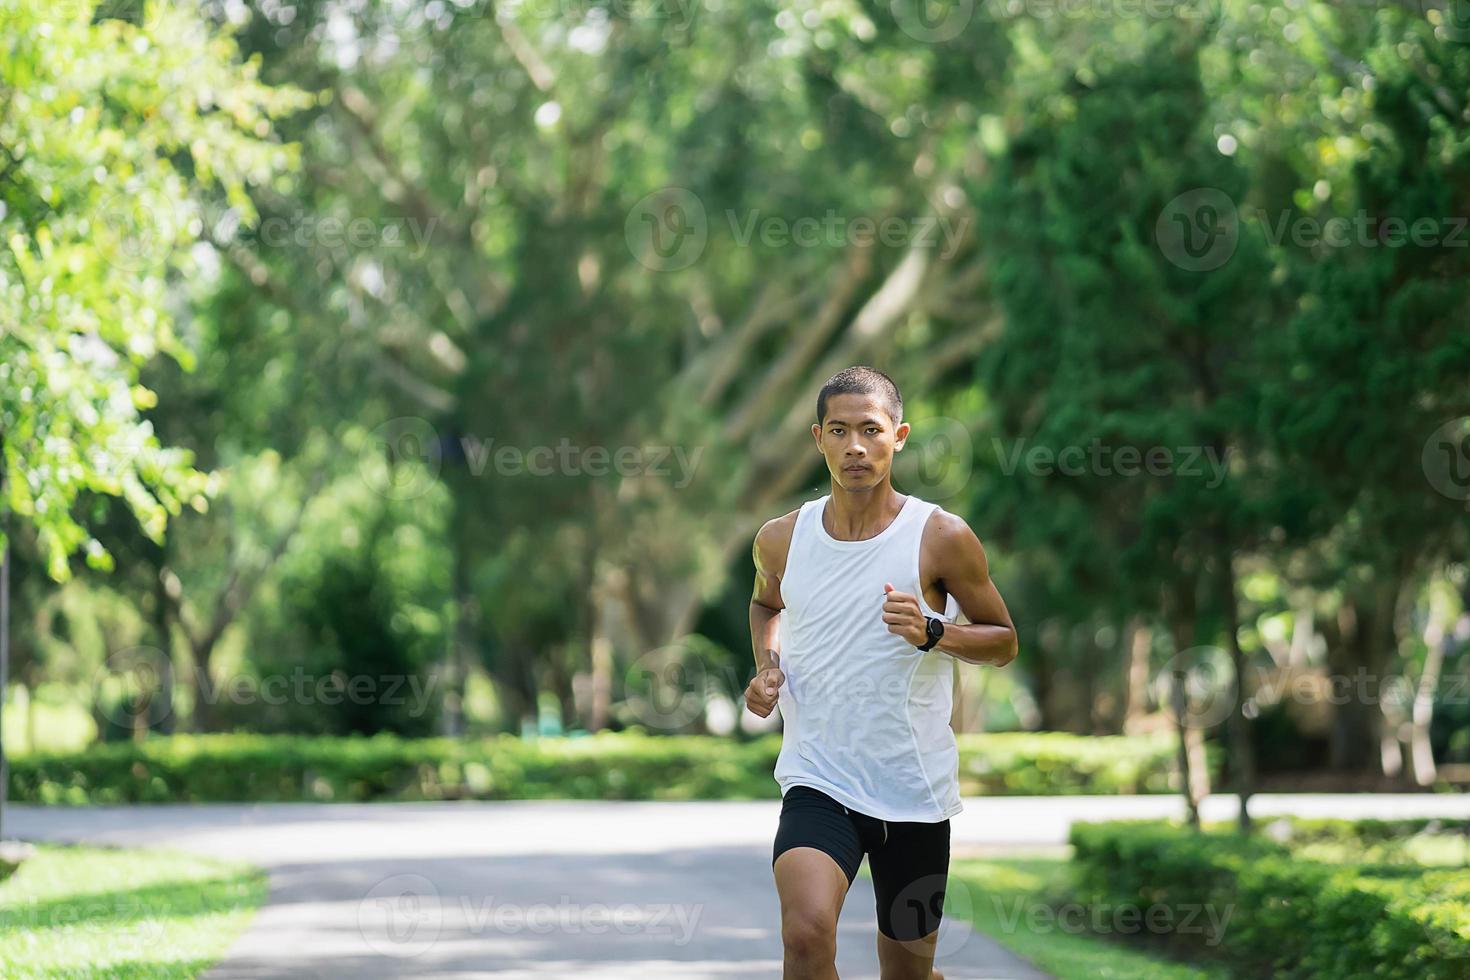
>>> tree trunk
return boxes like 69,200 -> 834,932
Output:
1122,618 -> 1153,734
1085,629 -> 1103,735
1326,584 -> 1399,772
1167,580 -> 1204,828
24,682 -> 36,755
1218,546 -> 1254,832
495,640 -> 541,734
443,533 -> 477,738
1029,639 -> 1057,731
1328,602 -> 1370,769
583,502 -> 612,733
588,631 -> 613,733
542,641 -> 576,733
151,563 -> 176,736
1171,666 -> 1201,829
1408,586 -> 1456,786
187,638 -> 218,733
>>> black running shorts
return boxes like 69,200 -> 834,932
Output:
771,785 -> 951,942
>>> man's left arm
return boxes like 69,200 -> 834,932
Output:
881,512 -> 1018,667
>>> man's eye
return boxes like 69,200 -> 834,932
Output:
867,428 -> 879,435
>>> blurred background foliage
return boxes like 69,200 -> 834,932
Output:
1,0 -> 1468,801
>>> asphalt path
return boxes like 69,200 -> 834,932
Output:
10,793 -> 1469,979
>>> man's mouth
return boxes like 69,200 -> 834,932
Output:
843,465 -> 869,474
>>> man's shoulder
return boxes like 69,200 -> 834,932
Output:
755,507 -> 801,554
919,503 -> 984,562
754,498 -> 820,574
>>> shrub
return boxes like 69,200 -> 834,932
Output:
8,730 -> 1202,804
956,731 -> 1214,795
1069,819 -> 1470,978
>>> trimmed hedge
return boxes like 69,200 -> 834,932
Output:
955,731 -> 1211,795
1069,819 -> 1470,978
1270,816 -> 1470,849
8,730 -> 1202,804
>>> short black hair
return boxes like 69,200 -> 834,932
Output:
816,366 -> 903,428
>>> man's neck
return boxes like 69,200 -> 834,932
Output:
824,480 -> 907,541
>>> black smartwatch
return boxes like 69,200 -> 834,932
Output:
916,616 -> 946,652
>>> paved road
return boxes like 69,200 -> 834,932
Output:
9,793 -> 1469,979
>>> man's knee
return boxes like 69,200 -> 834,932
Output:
782,909 -> 838,962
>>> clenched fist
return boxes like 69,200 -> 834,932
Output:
745,653 -> 785,717
881,581 -> 927,646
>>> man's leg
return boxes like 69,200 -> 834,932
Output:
772,787 -> 864,979
774,847 -> 850,980
868,817 -> 950,980
875,928 -> 943,980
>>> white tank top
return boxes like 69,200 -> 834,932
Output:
773,492 -> 963,822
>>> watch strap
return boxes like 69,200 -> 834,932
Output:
917,616 -> 945,651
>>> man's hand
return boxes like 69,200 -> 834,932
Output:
745,652 -> 785,717
882,582 -> 928,646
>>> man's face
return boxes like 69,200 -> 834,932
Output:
813,392 -> 909,492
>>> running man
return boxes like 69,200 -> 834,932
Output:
745,366 -> 1018,980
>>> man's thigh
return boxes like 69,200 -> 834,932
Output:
867,817 -> 950,943
772,787 -> 863,924
772,786 -> 864,885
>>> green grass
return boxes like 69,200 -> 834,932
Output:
940,851 -> 1226,980
0,844 -> 268,978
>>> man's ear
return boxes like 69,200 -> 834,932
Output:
894,420 -> 910,451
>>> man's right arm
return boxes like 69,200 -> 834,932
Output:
746,514 -> 793,717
